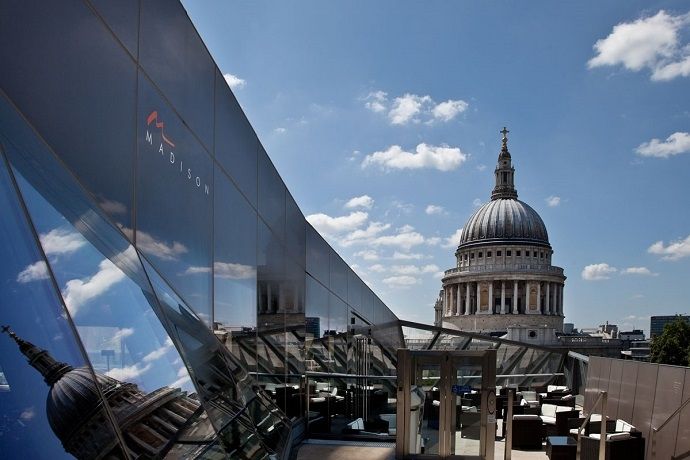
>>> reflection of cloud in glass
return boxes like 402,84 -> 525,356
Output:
135,230 -> 187,261
184,262 -> 255,279
98,198 -> 127,216
16,260 -> 49,283
106,337 -> 174,381
62,258 -> 126,316
39,228 -> 86,256
109,327 -> 134,345
168,365 -> 192,389
143,337 -> 174,362
19,406 -> 35,422
105,362 -> 152,380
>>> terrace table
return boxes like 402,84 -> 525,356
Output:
546,436 -> 577,460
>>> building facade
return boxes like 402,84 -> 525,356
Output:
0,1 -> 401,457
437,129 -> 566,343
650,315 -> 690,338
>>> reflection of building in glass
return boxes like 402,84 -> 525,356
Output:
305,317 -> 320,338
2,326 -> 209,459
437,129 -> 566,345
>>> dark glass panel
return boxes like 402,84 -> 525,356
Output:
257,146 -> 286,241
362,287 -> 374,324
139,0 -> 214,149
306,225 -> 329,287
284,258 -> 305,380
0,0 -> 137,229
329,294 -> 348,374
329,251 -> 348,302
285,192 -> 306,267
347,268 -> 362,313
88,0 -> 139,57
136,72 -> 213,324
214,70 -> 258,207
305,276 -> 329,373
213,168 -> 257,369
0,153 -> 125,459
257,221 -> 285,328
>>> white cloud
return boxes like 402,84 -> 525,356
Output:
636,132 -> 690,158
364,90 -> 388,113
392,251 -> 424,260
17,261 -> 49,283
345,195 -> 374,210
341,221 -> 391,246
369,264 -> 387,273
39,228 -> 86,256
648,234 -> 690,260
622,266 -> 657,276
581,263 -> 618,281
546,196 -> 561,207
432,99 -> 469,122
106,363 -> 152,381
443,228 -> 463,249
136,230 -> 188,261
390,264 -> 439,275
476,164 -> 487,172
370,226 -> 426,250
472,198 -> 483,207
223,72 -> 246,89
382,275 -> 419,287
388,93 -> 431,124
62,258 -> 126,316
354,250 -> 379,261
425,204 -> 445,215
362,143 -> 467,172
274,127 -> 287,134
306,211 -> 368,236
588,10 -> 690,81
425,237 -> 441,246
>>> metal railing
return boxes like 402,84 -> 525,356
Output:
651,395 -> 690,459
576,390 -> 608,460
444,263 -> 564,276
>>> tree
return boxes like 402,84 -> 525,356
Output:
650,317 -> 690,366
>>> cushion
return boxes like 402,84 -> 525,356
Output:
522,390 -> 538,401
347,418 -> 365,430
615,420 -> 634,432
514,414 -> 541,421
589,432 -> 631,441
561,394 -> 575,401
540,415 -> 557,425
433,400 -> 440,407
541,404 -> 557,418
548,385 -> 568,393
555,406 -> 573,413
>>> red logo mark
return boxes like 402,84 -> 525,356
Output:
147,111 -> 175,148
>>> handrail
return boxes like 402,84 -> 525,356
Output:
576,390 -> 607,460
651,395 -> 690,459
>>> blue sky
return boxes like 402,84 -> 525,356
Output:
182,1 -> 690,335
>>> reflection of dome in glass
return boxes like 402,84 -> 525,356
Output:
459,199 -> 549,248
2,326 -> 202,459
46,367 -> 119,443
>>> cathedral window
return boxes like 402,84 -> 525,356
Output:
487,251 -> 492,257
478,252 -> 483,258
516,250 -> 521,256
507,250 -> 511,256
497,250 -> 501,256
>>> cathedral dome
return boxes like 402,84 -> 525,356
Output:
458,198 -> 549,249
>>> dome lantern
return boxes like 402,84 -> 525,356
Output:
491,127 -> 518,201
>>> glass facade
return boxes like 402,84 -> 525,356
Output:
0,1 -> 574,457
0,0 -> 401,456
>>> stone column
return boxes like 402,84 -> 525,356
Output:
465,283 -> 470,315
546,282 -> 551,315
513,281 -> 518,314
560,284 -> 564,316
500,281 -> 506,314
443,287 -> 448,316
476,282 -> 481,314
456,284 -> 461,316
525,281 -> 530,313
488,282 -> 494,314
537,282 -> 542,314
